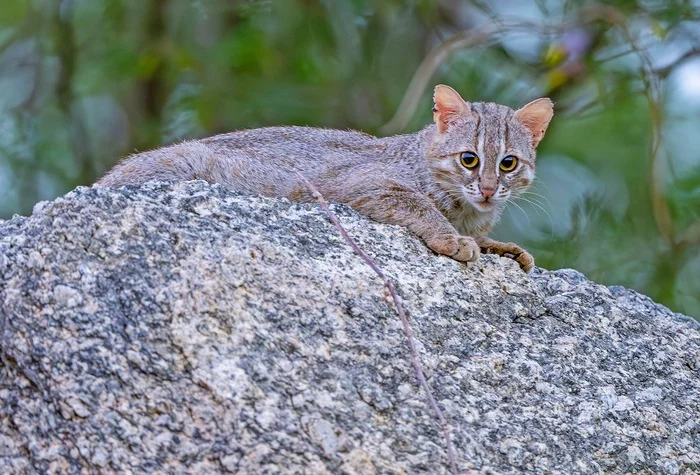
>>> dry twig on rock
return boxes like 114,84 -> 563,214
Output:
297,173 -> 460,475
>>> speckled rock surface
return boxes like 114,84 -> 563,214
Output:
0,181 -> 698,474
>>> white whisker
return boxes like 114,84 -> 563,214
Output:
520,190 -> 554,209
507,200 -> 531,227
517,195 -> 549,213
533,177 -> 553,194
517,196 -> 552,218
513,196 -> 554,240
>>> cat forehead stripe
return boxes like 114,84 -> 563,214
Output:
474,106 -> 486,174
471,102 -> 510,167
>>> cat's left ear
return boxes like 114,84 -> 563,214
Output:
515,98 -> 554,147
433,85 -> 470,133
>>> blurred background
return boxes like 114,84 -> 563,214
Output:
0,0 -> 698,318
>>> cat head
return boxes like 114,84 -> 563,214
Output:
427,84 -> 553,214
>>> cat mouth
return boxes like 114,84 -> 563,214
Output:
473,199 -> 496,211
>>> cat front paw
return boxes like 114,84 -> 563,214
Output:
482,241 -> 535,273
514,249 -> 535,273
505,247 -> 534,273
426,234 -> 480,263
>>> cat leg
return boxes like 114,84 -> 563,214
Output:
344,182 -> 480,264
474,236 -> 534,273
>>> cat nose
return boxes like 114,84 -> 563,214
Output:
479,186 -> 496,199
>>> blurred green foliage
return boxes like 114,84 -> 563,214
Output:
0,0 -> 699,318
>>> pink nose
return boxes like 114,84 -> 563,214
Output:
479,186 -> 496,199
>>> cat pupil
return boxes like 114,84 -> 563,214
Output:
459,151 -> 479,169
500,156 -> 518,172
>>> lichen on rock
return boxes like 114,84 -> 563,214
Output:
0,181 -> 698,474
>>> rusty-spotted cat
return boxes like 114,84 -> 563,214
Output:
97,85 -> 553,272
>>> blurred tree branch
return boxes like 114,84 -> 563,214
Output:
54,0 -> 93,186
655,48 -> 700,77
142,0 -> 168,146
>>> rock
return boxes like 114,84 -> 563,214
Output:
0,180 -> 698,474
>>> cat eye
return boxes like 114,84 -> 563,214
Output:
459,151 -> 479,169
499,155 -> 518,172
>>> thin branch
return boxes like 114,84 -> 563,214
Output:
380,21 -> 500,135
654,48 -> 700,77
54,0 -> 95,189
588,3 -> 674,244
678,220 -> 700,250
379,18 -> 575,135
296,173 -> 460,475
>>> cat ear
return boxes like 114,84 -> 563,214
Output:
433,85 -> 470,133
515,98 -> 554,146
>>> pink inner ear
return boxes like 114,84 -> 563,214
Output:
433,106 -> 463,132
433,85 -> 468,133
519,115 -> 545,140
515,98 -> 553,145
433,89 -> 469,132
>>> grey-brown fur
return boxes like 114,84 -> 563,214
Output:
96,85 -> 553,271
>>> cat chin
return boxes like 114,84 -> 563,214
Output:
470,200 -> 499,213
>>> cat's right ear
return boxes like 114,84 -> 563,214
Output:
433,85 -> 470,133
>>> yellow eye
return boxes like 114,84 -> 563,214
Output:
459,151 -> 479,169
499,155 -> 518,172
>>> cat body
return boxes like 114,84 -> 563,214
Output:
97,85 -> 554,271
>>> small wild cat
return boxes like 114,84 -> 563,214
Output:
97,85 -> 553,272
